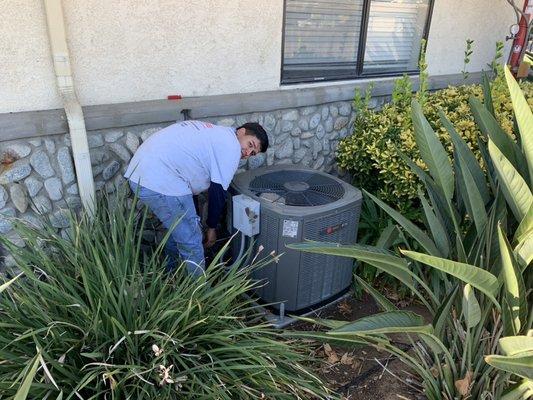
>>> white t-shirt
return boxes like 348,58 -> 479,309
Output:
125,121 -> 241,196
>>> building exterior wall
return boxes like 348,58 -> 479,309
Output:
0,0 -> 515,114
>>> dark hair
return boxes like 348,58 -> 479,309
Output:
237,122 -> 269,153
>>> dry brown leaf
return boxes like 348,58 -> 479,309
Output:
455,370 -> 473,396
430,365 -> 439,377
337,300 -> 352,316
323,343 -> 333,355
328,351 -> 340,364
340,352 -> 354,365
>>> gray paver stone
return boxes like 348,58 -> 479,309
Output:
88,133 -> 104,148
109,143 -> 131,162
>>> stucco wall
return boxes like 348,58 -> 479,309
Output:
0,0 -> 516,114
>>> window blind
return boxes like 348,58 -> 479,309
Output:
363,0 -> 429,73
283,0 -> 365,81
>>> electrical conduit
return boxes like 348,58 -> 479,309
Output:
43,0 -> 95,216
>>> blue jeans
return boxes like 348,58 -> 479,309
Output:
129,181 -> 205,278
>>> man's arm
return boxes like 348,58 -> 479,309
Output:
205,182 -> 228,247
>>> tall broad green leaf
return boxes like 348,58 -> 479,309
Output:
515,233 -> 533,270
484,353 -> 533,379
456,150 -> 488,234
330,311 -> 429,335
499,336 -> 533,356
501,379 -> 533,400
419,190 -> 450,258
433,285 -> 459,335
482,71 -> 495,116
440,109 -> 490,205
462,284 -> 481,329
499,225 -> 527,335
505,65 -> 533,185
515,203 -> 533,244
401,250 -> 499,306
411,100 -> 454,201
489,139 -> 533,222
470,97 -> 528,179
355,275 -> 397,312
365,191 -> 442,257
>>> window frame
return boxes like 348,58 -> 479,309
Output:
280,0 -> 435,84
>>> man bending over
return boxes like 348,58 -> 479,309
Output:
125,120 -> 269,277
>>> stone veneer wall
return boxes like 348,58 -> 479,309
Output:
0,95 -> 391,268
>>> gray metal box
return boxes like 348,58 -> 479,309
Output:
230,165 -> 362,312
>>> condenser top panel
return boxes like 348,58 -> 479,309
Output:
249,170 -> 344,206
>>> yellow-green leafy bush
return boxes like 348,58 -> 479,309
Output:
337,75 -> 533,213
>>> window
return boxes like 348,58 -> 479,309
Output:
282,0 -> 433,83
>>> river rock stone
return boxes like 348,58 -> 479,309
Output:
263,114 -> 276,131
31,195 -> 52,213
104,129 -> 124,143
0,186 -> 7,209
216,118 -> 235,127
334,116 -> 350,130
293,148 -> 307,163
57,147 -> 75,184
44,177 -> 63,201
293,137 -> 301,150
0,207 -> 16,233
66,183 -> 79,195
21,213 -> 44,229
88,133 -> 104,148
248,153 -> 266,169
300,131 -> 314,139
301,106 -> 317,116
275,133 -> 290,145
316,125 -> 325,140
2,143 -> 31,159
30,150 -> 54,178
313,156 -> 325,169
140,127 -> 160,142
10,183 -> 28,213
50,209 -> 70,228
281,120 -> 293,133
102,161 -> 120,180
321,106 -> 329,120
0,159 -> 31,184
109,143 -> 130,162
125,132 -> 140,154
298,118 -> 309,131
325,117 -> 334,133
309,113 -> 321,130
330,105 -> 339,118
45,139 -> 56,154
282,110 -> 299,121
339,103 -> 352,116
275,140 -> 293,159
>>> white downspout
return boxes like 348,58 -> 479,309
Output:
43,0 -> 95,216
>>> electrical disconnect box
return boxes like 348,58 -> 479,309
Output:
232,194 -> 260,237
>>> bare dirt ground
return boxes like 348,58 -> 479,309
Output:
288,292 -> 429,400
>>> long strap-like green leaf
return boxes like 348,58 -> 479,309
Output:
504,65 -> 533,186
401,250 -> 500,307
412,99 -> 454,201
489,139 -> 533,222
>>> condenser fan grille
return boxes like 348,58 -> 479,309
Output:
249,170 -> 344,206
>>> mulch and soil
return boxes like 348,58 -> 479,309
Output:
287,292 -> 429,400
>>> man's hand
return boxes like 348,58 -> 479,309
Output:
204,228 -> 217,248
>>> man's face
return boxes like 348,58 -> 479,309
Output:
236,128 -> 261,159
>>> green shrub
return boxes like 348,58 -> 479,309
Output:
337,72 -> 533,215
0,190 -> 330,399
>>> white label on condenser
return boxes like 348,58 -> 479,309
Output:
282,220 -> 299,238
